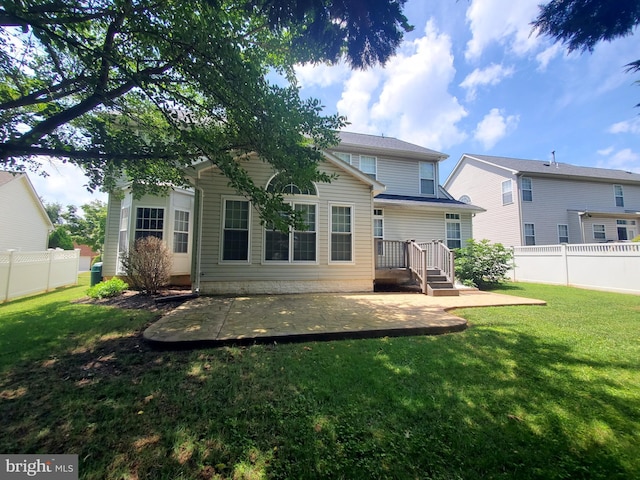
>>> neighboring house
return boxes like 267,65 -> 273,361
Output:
74,243 -> 98,272
444,154 -> 640,246
0,171 -> 54,251
103,132 -> 482,294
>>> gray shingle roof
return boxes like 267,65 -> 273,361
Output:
336,131 -> 447,159
466,154 -> 640,183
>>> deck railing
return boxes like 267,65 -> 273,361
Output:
375,239 -> 455,292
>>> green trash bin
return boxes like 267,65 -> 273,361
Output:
90,262 -> 103,287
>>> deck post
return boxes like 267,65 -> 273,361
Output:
422,248 -> 428,294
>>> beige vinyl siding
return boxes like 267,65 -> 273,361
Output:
446,159 -> 521,246
195,158 -> 374,291
521,176 -> 640,244
0,176 -> 52,251
102,193 -> 122,277
380,206 -> 473,245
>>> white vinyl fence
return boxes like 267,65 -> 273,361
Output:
0,250 -> 80,302
510,243 -> 640,295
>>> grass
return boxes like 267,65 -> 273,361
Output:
1,276 -> 639,479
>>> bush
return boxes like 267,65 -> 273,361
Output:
455,239 -> 513,289
86,278 -> 128,299
632,235 -> 640,243
120,236 -> 172,295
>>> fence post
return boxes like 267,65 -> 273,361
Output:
561,243 -> 568,286
46,250 -> 54,292
3,250 -> 14,302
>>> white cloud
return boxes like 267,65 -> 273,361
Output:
29,160 -> 107,207
535,44 -> 563,71
459,63 -> 515,100
465,0 -> 542,60
597,147 -> 640,173
474,108 -> 519,149
608,117 -> 640,135
294,62 -> 350,88
336,19 -> 467,150
597,146 -> 615,156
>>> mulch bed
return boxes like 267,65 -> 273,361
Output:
73,288 -> 194,312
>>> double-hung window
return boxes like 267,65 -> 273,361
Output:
373,208 -> 384,255
359,155 -> 377,180
614,185 -> 624,207
558,224 -> 569,244
524,223 -> 536,245
265,204 -> 317,262
502,180 -> 513,205
445,213 -> 462,249
333,152 -> 352,165
135,207 -> 164,240
330,205 -> 353,262
420,162 -> 436,195
222,199 -> 250,261
593,224 -> 606,241
173,210 -> 190,253
521,177 -> 533,202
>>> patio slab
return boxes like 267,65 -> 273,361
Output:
143,289 -> 546,348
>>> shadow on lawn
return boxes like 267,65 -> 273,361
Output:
1,309 -> 638,479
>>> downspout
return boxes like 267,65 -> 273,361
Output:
516,174 -> 525,245
193,180 -> 204,294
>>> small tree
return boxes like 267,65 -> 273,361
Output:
48,226 -> 74,250
455,239 -> 513,289
120,236 -> 172,295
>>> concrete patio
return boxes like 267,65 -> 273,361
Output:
143,290 -> 546,348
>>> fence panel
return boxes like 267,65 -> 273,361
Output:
511,243 -> 640,295
0,250 -> 80,302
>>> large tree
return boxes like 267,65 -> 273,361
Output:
0,0 -> 411,224
533,0 -> 640,102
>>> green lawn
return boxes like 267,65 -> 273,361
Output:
1,276 -> 639,479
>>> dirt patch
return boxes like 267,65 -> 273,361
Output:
73,288 -> 194,312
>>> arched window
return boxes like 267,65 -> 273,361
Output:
266,174 -> 317,196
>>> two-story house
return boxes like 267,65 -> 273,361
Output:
444,154 -> 640,246
103,132 -> 482,294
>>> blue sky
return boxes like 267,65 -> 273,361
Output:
32,0 -> 640,207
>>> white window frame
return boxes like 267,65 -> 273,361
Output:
173,209 -> 190,254
329,203 -> 354,264
333,152 -> 352,165
419,162 -> 436,196
445,213 -> 462,249
521,177 -> 533,202
220,196 -> 251,264
134,206 -> 165,241
502,180 -> 513,205
373,208 -> 384,255
614,184 -> 624,207
116,205 -> 130,275
524,223 -> 536,245
593,224 -> 606,241
263,201 -> 318,264
359,155 -> 377,180
557,224 -> 569,244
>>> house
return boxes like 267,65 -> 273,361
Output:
102,132 -> 483,294
444,154 -> 640,246
74,243 -> 98,272
0,171 -> 54,251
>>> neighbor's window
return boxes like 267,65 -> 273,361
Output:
173,210 -> 190,254
445,213 -> 462,249
420,162 -> 436,195
614,184 -> 624,207
359,155 -> 377,180
521,177 -> 533,202
524,223 -> 536,245
502,180 -> 513,205
558,224 -> 569,244
593,224 -> 606,241
135,207 -> 164,240
330,205 -> 352,262
222,199 -> 249,261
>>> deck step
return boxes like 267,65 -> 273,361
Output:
427,285 -> 460,296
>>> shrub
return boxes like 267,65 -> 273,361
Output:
120,236 -> 172,295
86,278 -> 128,299
455,239 -> 513,289
632,235 -> 640,243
